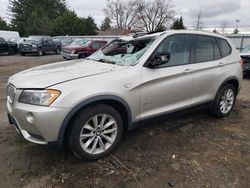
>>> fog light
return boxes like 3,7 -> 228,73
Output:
26,112 -> 34,124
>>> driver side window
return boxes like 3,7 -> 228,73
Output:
155,35 -> 190,68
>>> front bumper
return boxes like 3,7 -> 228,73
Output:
19,47 -> 38,54
7,88 -> 69,145
61,52 -> 78,60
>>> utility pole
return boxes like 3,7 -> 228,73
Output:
236,19 -> 240,30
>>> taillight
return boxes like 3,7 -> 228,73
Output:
240,59 -> 245,68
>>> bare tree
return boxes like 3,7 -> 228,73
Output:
221,21 -> 228,34
104,0 -> 176,32
104,0 -> 138,29
194,11 -> 203,30
137,0 -> 176,32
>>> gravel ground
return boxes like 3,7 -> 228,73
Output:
0,54 -> 249,188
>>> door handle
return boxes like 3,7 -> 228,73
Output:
218,62 -> 224,67
183,69 -> 193,74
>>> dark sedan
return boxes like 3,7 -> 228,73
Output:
240,45 -> 250,74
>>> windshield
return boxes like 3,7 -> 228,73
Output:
71,39 -> 84,45
9,38 -> 20,43
60,38 -> 72,45
241,45 -> 250,53
27,36 -> 42,42
87,37 -> 156,66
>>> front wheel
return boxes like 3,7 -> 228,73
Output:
210,84 -> 236,117
8,48 -> 15,55
37,48 -> 43,56
68,104 -> 123,160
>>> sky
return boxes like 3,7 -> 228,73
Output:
0,0 -> 249,28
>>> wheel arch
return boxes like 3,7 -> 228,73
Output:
218,76 -> 240,95
213,76 -> 240,102
57,95 -> 132,146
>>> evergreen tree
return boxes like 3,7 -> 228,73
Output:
100,17 -> 111,31
83,16 -> 98,35
9,0 -> 67,36
233,28 -> 239,34
50,12 -> 98,36
50,10 -> 85,36
171,17 -> 186,30
0,17 -> 10,30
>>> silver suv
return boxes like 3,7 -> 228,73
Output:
7,31 -> 242,160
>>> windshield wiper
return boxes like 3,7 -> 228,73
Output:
98,59 -> 116,64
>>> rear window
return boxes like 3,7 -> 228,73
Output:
217,38 -> 231,57
193,35 -> 214,63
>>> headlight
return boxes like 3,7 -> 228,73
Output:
32,44 -> 37,48
19,89 -> 61,106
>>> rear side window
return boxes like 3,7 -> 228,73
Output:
193,35 -> 214,63
212,38 -> 222,60
101,41 -> 107,47
217,38 -> 231,57
92,42 -> 101,49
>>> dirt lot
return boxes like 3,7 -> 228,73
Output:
0,54 -> 250,188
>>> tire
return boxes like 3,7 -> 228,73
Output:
37,48 -> 43,56
21,52 -> 26,56
78,54 -> 86,59
55,46 -> 61,54
210,84 -> 236,118
8,48 -> 14,55
68,103 -> 123,160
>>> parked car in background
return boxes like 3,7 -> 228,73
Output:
16,38 -> 28,51
240,45 -> 250,74
52,36 -> 74,46
61,39 -> 107,60
0,30 -> 20,41
19,36 -> 62,56
8,37 -> 28,52
0,37 -> 18,55
7,31 -> 242,160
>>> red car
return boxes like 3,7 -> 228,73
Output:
61,39 -> 107,60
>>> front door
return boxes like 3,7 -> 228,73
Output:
140,34 -> 195,119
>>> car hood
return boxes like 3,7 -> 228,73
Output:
20,40 -> 39,45
9,59 -> 126,88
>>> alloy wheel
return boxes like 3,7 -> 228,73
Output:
219,88 -> 234,114
79,114 -> 118,155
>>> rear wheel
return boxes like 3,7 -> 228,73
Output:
210,84 -> 236,117
68,104 -> 123,160
55,46 -> 61,54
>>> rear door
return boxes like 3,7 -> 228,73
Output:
190,35 -> 228,104
140,34 -> 195,119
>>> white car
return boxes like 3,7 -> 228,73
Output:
7,30 -> 242,160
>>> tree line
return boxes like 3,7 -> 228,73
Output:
0,0 -> 186,36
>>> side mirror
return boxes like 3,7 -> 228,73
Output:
149,52 -> 170,67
